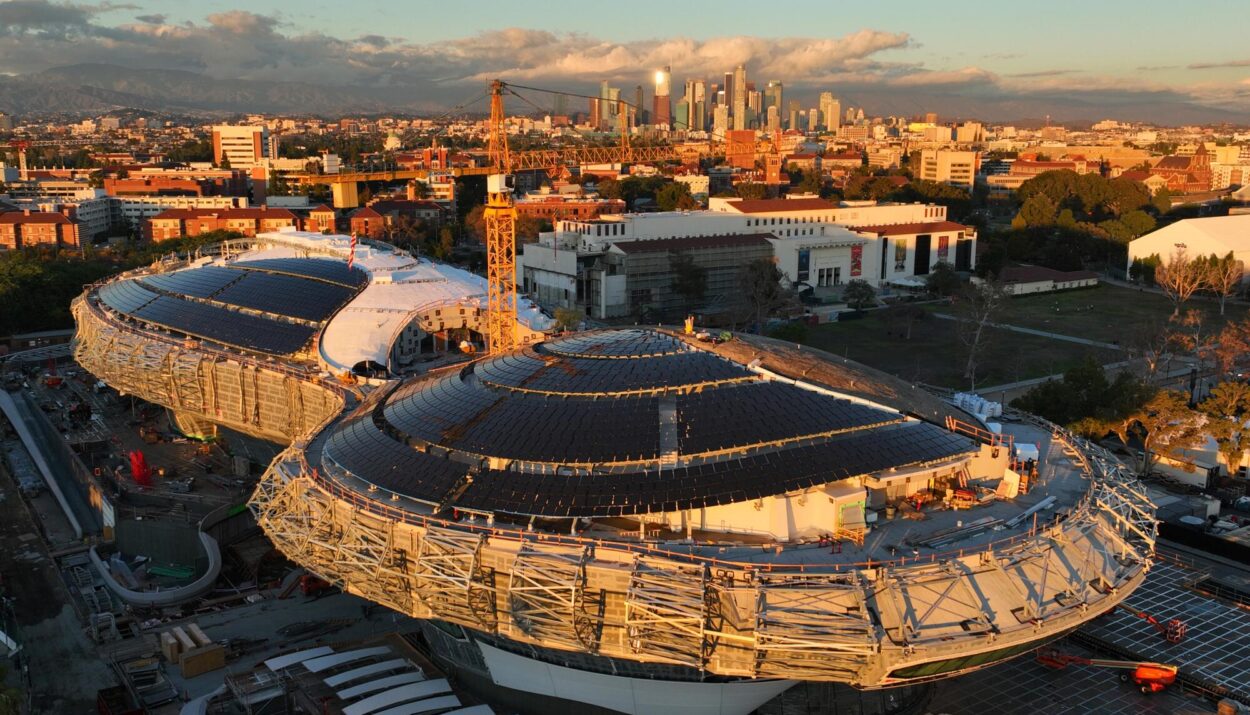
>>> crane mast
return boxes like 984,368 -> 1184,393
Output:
484,80 -> 519,355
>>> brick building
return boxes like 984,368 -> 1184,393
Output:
349,200 -> 446,239
304,205 -> 337,234
146,207 -> 298,242
0,210 -> 81,250
1149,144 -> 1213,194
515,196 -> 626,222
348,206 -> 387,238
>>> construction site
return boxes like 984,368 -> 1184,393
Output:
2,80 -> 1250,715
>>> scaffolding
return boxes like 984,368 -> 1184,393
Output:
73,296 -> 344,444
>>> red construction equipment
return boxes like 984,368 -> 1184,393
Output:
299,574 -> 333,597
128,450 -> 152,487
1117,603 -> 1187,643
1036,648 -> 1178,693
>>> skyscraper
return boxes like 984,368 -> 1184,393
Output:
732,64 -> 747,131
634,85 -> 645,127
765,80 -> 783,126
723,72 -> 734,111
653,66 -> 672,127
788,100 -> 802,132
819,92 -> 841,132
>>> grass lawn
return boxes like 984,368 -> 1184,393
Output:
991,284 -> 1248,346
801,311 -> 1117,390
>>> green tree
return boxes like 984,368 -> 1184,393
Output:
656,182 -> 698,211
1201,381 -> 1250,475
434,226 -> 456,260
797,169 -> 824,195
735,182 -> 767,200
669,250 -> 707,308
1129,254 -> 1161,285
1111,389 -> 1205,475
842,279 -> 876,310
1015,193 -> 1057,228
925,261 -> 961,296
1012,356 -> 1153,432
739,257 -> 786,330
1120,209 -> 1156,238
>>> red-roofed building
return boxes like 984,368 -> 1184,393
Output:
0,210 -> 81,250
305,205 -> 337,234
987,266 -> 1099,295
349,199 -> 446,238
1149,145 -> 1212,194
146,207 -> 298,242
348,206 -> 386,239
852,220 -> 975,280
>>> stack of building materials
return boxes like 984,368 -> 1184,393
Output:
953,393 -> 1002,421
161,622 -> 226,677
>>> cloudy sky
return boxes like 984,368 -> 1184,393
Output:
1,0 -> 1248,114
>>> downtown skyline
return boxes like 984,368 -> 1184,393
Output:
0,0 -> 1248,122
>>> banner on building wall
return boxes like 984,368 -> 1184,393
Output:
850,244 -> 862,277
938,236 -> 950,263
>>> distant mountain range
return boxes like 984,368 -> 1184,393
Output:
0,63 -> 1244,126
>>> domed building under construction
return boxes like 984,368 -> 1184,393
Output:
74,230 -> 1157,715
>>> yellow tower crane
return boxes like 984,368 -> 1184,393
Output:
484,80 -> 519,355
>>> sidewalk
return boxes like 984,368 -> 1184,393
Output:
931,313 -> 1124,350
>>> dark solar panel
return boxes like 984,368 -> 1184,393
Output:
130,296 -> 316,355
475,349 -> 751,394
383,374 -> 660,462
97,280 -> 160,314
212,271 -> 356,322
676,382 -> 902,453
452,422 -> 974,518
231,258 -> 368,288
138,266 -> 244,299
323,414 -> 472,505
544,329 -> 685,358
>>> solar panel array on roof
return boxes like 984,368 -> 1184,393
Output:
212,270 -> 356,322
677,382 -> 902,453
324,414 -> 473,506
139,266 -> 244,298
383,376 -> 660,462
476,348 -> 750,395
98,280 -> 160,314
544,329 -> 685,358
328,407 -> 973,518
130,295 -> 316,355
469,422 -> 972,518
232,257 -> 369,287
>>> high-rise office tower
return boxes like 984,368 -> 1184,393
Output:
723,72 -> 734,111
712,105 -> 730,137
788,100 -> 802,132
553,94 -> 568,118
675,100 -> 689,132
634,85 -> 645,127
819,92 -> 841,132
765,80 -> 783,126
732,64 -> 747,131
766,105 -> 780,135
653,66 -> 672,127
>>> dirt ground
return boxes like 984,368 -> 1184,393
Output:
0,461 -> 114,713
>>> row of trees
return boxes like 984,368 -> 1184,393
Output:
1137,248 -> 1245,316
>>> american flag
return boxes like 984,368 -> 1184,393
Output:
347,231 -> 358,270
